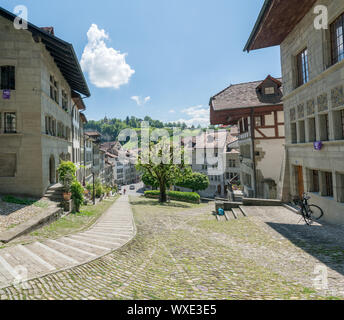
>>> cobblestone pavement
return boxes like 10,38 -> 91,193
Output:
0,199 -> 54,233
0,197 -> 342,300
0,196 -> 134,290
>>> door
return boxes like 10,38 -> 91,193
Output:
296,166 -> 304,198
49,155 -> 56,185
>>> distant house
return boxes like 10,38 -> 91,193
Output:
178,129 -> 240,199
244,0 -> 344,223
210,76 -> 285,199
0,7 -> 90,197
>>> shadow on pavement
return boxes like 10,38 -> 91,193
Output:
267,222 -> 344,276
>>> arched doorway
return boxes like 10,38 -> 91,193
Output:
49,155 -> 56,185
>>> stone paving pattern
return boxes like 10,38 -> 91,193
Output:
0,196 -> 134,290
0,197 -> 343,300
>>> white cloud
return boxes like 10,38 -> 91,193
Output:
80,24 -> 135,89
131,95 -> 151,106
177,105 -> 210,127
169,109 -> 176,113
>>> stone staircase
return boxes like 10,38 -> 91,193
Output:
42,184 -> 64,203
216,206 -> 247,221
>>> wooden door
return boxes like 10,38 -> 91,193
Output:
297,166 -> 304,198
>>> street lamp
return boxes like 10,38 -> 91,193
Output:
91,167 -> 96,205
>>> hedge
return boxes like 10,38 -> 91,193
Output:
144,190 -> 200,204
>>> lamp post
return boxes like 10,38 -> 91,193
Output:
91,167 -> 95,205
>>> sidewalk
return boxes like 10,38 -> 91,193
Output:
0,196 -> 135,289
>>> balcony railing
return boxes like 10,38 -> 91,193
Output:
238,131 -> 251,140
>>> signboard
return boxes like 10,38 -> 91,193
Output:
2,90 -> 10,100
314,141 -> 323,151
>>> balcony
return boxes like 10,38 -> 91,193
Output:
238,131 -> 251,141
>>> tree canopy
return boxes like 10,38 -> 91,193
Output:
176,171 -> 209,192
136,139 -> 188,203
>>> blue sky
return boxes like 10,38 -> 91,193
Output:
2,0 -> 281,126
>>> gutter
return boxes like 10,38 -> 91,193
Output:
243,0 -> 273,52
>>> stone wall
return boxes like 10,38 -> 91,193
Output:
280,0 -> 344,223
0,16 -> 74,197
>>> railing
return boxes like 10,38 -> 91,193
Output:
238,131 -> 250,140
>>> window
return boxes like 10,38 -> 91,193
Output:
45,116 -> 49,134
4,112 -> 16,133
308,118 -> 316,142
311,170 -> 319,193
330,12 -> 344,65
291,123 -> 297,144
324,172 -> 334,197
296,48 -> 309,86
244,118 -> 249,132
319,114 -> 330,141
0,66 -> 15,90
264,87 -> 275,95
255,116 -> 264,127
336,173 -> 344,203
298,120 -> 305,143
50,75 -> 59,104
62,90 -> 68,111
342,110 -> 344,138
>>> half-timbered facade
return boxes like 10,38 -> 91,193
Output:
210,76 -> 285,199
245,0 -> 344,224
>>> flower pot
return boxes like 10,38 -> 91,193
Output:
63,192 -> 72,201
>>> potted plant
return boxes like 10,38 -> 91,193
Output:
57,161 -> 77,201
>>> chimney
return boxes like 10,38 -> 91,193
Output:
40,27 -> 55,36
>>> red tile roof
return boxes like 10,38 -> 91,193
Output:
211,77 -> 282,111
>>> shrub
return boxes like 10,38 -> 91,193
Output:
57,161 -> 77,192
71,181 -> 84,213
144,190 -> 200,204
95,184 -> 105,198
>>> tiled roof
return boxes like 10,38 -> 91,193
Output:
85,131 -> 101,137
211,77 -> 282,111
0,7 -> 90,97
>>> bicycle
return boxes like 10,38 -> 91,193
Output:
293,193 -> 324,225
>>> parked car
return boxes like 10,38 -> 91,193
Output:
129,185 -> 135,190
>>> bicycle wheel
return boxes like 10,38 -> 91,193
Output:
308,205 -> 324,221
303,210 -> 313,226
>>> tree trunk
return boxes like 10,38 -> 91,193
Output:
159,182 -> 167,203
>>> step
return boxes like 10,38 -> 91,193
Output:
232,207 -> 246,219
238,206 -> 248,217
58,237 -> 110,256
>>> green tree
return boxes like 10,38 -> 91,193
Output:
136,139 -> 187,203
176,171 -> 209,192
141,172 -> 159,189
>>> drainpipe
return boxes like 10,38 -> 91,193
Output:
250,107 -> 257,198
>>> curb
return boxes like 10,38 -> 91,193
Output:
0,207 -> 64,244
0,196 -> 137,291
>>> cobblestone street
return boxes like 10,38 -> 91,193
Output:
0,196 -> 343,300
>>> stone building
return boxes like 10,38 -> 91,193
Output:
177,130 -> 240,199
244,0 -> 344,223
101,142 -> 140,186
0,7 -> 90,197
210,76 -> 285,199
